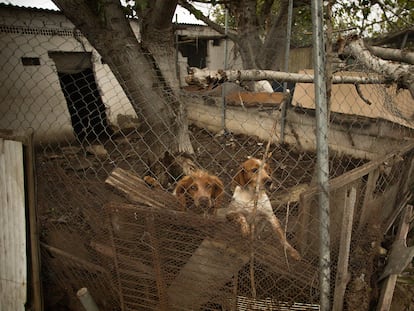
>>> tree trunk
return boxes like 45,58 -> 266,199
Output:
232,0 -> 264,69
260,0 -> 290,70
52,0 -> 194,183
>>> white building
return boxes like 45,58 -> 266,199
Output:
0,4 -> 238,144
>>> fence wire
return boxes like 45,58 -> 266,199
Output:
1,4 -> 414,311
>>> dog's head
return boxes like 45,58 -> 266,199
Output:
234,158 -> 272,191
174,170 -> 224,214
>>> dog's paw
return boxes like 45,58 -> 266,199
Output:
240,224 -> 250,237
143,176 -> 162,189
289,248 -> 302,261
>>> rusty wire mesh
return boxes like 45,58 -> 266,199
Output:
1,3 -> 414,311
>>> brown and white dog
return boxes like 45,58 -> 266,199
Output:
226,157 -> 301,260
173,170 -> 224,216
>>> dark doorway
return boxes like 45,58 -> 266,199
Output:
178,36 -> 208,68
49,52 -> 112,142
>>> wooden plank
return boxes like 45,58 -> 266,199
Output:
167,237 -> 249,310
301,143 -> 412,202
0,139 -> 27,311
332,187 -> 357,311
0,130 -> 43,311
23,132 -> 43,311
226,91 -> 285,107
105,167 -> 182,210
376,205 -> 413,311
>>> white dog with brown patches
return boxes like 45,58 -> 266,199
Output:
226,157 -> 301,260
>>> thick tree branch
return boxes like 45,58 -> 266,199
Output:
368,45 -> 414,65
151,0 -> 179,30
260,0 -> 290,69
178,0 -> 238,42
341,37 -> 414,98
186,69 -> 386,84
258,0 -> 275,26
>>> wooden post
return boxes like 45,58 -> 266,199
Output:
357,169 -> 379,231
332,186 -> 356,311
146,216 -> 169,310
0,138 -> 27,311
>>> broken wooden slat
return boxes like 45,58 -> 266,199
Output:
376,205 -> 413,311
357,168 -> 380,231
105,167 -> 181,210
333,187 -> 357,311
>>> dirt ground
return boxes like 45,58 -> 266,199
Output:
36,124 -> 396,310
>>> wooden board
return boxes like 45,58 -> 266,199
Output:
0,139 -> 27,311
226,91 -> 285,107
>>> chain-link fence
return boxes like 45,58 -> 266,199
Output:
1,4 -> 414,311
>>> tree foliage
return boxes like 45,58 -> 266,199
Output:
194,0 -> 412,48
333,0 -> 414,36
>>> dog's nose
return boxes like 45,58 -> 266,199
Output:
198,196 -> 212,209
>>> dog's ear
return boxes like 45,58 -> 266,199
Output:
234,167 -> 246,187
174,176 -> 193,210
174,175 -> 192,195
210,176 -> 224,199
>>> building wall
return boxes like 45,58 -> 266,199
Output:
0,6 -> 136,144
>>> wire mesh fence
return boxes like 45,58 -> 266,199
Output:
1,4 -> 414,311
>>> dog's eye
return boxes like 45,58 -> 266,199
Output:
251,168 -> 258,173
190,185 -> 198,191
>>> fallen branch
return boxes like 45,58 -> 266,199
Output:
368,45 -> 414,65
340,37 -> 414,98
186,69 -> 386,86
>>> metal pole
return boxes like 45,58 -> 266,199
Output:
77,287 -> 99,311
175,14 -> 181,88
311,0 -> 331,310
221,8 -> 229,134
280,0 -> 293,143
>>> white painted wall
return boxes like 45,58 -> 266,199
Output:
0,6 -> 242,144
0,6 -> 137,144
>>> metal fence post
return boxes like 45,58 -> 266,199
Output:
221,8 -> 229,134
311,0 -> 331,310
280,0 -> 293,143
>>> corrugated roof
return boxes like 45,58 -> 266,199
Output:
0,2 -> 60,13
